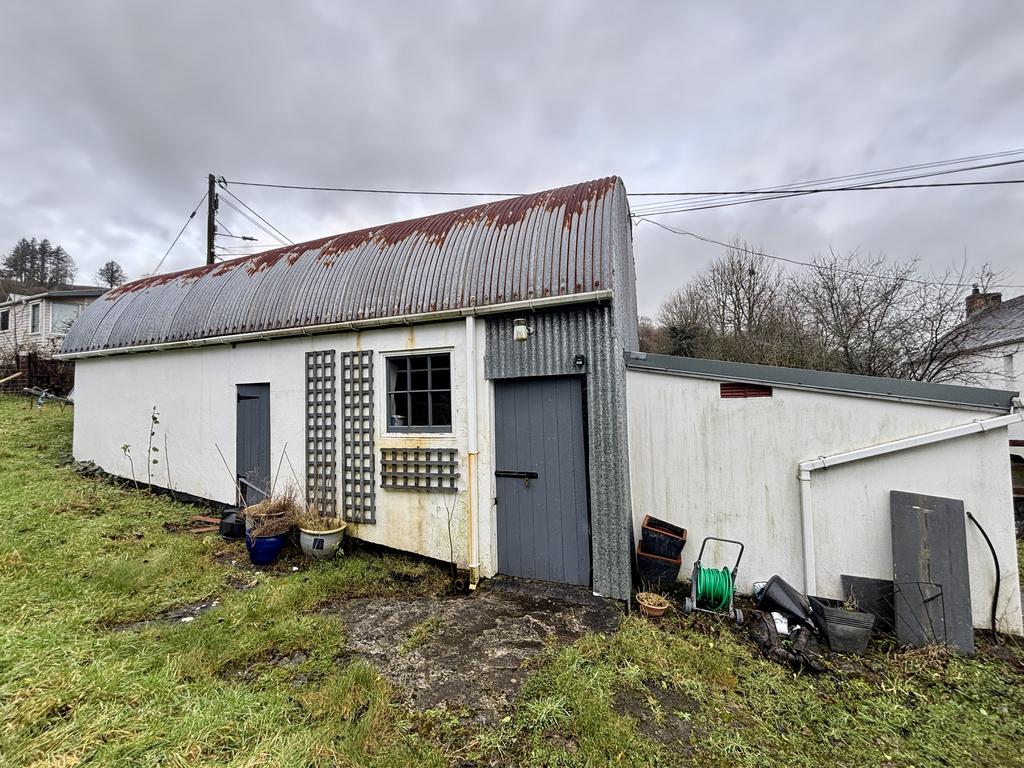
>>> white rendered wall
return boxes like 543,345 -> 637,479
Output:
626,370 -> 1023,634
71,320 -> 498,576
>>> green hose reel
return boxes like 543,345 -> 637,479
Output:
683,537 -> 744,624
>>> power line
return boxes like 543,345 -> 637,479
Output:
217,183 -> 293,244
635,217 -> 1024,289
151,191 -> 207,275
631,158 -> 1024,217
219,195 -> 290,247
629,147 -> 1024,204
221,148 -> 1024,202
631,178 -> 1024,218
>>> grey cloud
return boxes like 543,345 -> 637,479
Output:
1,1 -> 1021,314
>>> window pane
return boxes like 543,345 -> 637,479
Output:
410,392 -> 430,425
51,303 -> 78,334
391,366 -> 408,392
431,367 -> 451,390
30,304 -> 40,333
410,368 -> 429,390
431,391 -> 452,426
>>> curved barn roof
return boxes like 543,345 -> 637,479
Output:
60,177 -> 633,357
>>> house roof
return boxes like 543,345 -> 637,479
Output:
624,351 -> 1019,412
954,295 -> 1024,352
60,177 -> 632,357
0,283 -> 105,308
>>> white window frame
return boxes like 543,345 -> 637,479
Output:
380,347 -> 456,437
0,308 -> 9,333
29,302 -> 42,335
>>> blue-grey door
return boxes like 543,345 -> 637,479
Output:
494,376 -> 591,587
236,383 -> 271,506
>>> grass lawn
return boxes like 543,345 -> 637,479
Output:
1,394 -> 1023,767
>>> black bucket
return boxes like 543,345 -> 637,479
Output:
641,515 -> 687,559
809,596 -> 875,653
755,575 -> 814,628
220,508 -> 246,540
636,542 -> 682,589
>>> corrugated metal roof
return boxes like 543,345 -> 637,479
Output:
61,177 -> 630,355
624,351 -> 1019,411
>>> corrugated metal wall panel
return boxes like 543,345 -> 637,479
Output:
62,177 -> 627,355
485,305 -> 634,602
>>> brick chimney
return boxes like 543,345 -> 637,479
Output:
965,284 -> 1002,317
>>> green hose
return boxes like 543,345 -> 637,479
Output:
695,565 -> 733,610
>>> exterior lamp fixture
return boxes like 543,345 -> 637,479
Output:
513,318 -> 533,342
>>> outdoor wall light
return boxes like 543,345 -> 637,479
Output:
513,318 -> 533,342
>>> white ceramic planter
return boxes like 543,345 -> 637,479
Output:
299,521 -> 347,559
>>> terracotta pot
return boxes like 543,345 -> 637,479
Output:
636,592 -> 669,617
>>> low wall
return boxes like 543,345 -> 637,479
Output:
626,368 -> 1023,634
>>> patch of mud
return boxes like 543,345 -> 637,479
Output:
221,648 -> 313,686
111,598 -> 221,632
613,682 -> 697,747
324,580 -> 622,724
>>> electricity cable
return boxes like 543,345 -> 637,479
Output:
635,217 -> 1024,289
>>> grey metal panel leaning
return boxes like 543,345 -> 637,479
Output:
60,177 -> 628,355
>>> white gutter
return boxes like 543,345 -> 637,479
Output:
465,314 -> 481,588
796,410 -> 1023,595
55,290 -> 613,360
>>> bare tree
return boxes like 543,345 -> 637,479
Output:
648,243 -> 1001,383
796,252 -> 998,383
655,240 -> 820,367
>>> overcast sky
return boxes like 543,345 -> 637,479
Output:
1,1 -> 1022,315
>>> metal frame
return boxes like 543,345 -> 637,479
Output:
340,350 -> 376,523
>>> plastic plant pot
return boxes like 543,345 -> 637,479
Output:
245,532 -> 287,566
636,542 -> 682,589
809,596 -> 875,654
641,515 -> 687,559
219,509 -> 245,540
299,520 -> 347,560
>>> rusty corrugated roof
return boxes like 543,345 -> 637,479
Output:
61,177 -> 630,354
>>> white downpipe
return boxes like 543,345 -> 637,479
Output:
465,315 -> 481,587
798,468 -> 816,595
796,411 -> 1022,596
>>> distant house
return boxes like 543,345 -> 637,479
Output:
945,288 -> 1024,456
0,281 -> 107,356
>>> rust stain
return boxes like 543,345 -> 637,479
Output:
108,177 -> 618,300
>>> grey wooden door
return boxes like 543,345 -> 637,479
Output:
236,383 -> 271,506
494,377 -> 591,587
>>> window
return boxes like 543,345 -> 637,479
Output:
29,303 -> 40,334
387,353 -> 452,432
51,303 -> 79,335
0,310 -> 8,332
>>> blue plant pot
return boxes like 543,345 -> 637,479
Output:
245,533 -> 286,565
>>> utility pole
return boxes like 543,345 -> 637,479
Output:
206,173 -> 218,265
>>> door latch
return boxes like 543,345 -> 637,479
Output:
495,470 -> 539,487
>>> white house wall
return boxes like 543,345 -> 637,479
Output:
626,369 -> 1023,634
71,319 -> 498,575
957,343 -> 1024,447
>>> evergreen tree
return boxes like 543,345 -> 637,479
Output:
0,238 -> 77,287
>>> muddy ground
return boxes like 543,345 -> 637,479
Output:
323,577 -> 623,724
